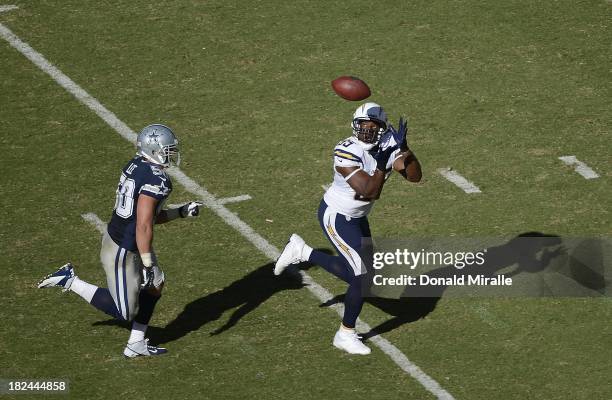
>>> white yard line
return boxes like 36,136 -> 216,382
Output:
217,194 -> 252,205
1,17 -> 454,399
167,194 -> 252,209
0,4 -> 17,13
321,183 -> 331,191
438,168 -> 481,194
80,213 -> 106,235
558,156 -> 600,180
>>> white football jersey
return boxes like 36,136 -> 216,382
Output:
323,133 -> 401,218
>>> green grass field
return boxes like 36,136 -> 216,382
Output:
1,1 -> 611,399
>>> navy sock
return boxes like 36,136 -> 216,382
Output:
134,289 -> 161,325
309,250 -> 351,283
342,276 -> 365,328
90,288 -> 124,320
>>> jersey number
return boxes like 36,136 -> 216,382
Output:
114,174 -> 136,218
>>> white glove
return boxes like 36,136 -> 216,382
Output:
179,201 -> 203,218
141,266 -> 155,289
141,265 -> 165,289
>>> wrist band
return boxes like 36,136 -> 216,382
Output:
141,252 -> 153,268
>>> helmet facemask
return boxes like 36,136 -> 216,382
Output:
351,102 -> 388,150
352,119 -> 386,148
158,141 -> 181,167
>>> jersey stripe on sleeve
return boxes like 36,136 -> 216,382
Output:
334,149 -> 363,163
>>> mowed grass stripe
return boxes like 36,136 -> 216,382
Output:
0,17 -> 454,400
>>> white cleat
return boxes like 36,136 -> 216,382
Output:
274,234 -> 306,276
37,263 -> 76,292
333,328 -> 371,355
123,338 -> 168,358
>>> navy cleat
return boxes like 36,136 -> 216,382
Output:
37,263 -> 76,292
123,339 -> 168,358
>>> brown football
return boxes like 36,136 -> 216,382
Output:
331,76 -> 371,101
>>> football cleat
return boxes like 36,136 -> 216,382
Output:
37,263 -> 76,292
274,234 -> 306,276
123,339 -> 168,358
333,328 -> 371,355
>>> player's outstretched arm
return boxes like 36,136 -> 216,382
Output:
393,150 -> 422,182
156,201 -> 203,224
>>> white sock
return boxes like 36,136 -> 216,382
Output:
340,324 -> 355,333
69,277 -> 98,303
301,243 -> 313,261
128,322 -> 147,344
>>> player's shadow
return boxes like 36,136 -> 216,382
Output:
150,261 -> 309,344
319,232 -> 566,341
93,253 -> 326,344
319,295 -> 439,341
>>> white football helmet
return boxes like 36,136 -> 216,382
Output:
351,102 -> 388,150
136,124 -> 180,167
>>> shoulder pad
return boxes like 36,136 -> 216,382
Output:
137,161 -> 169,185
141,180 -> 171,197
334,138 -> 365,163
150,164 -> 165,177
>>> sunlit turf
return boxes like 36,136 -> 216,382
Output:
1,1 -> 610,399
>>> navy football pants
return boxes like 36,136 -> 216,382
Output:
308,200 -> 371,329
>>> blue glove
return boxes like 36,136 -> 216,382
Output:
393,117 -> 408,150
372,144 -> 399,171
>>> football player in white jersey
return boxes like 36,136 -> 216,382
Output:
274,103 -> 422,355
37,124 -> 202,358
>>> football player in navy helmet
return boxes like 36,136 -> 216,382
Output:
274,103 -> 422,355
38,124 -> 202,358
